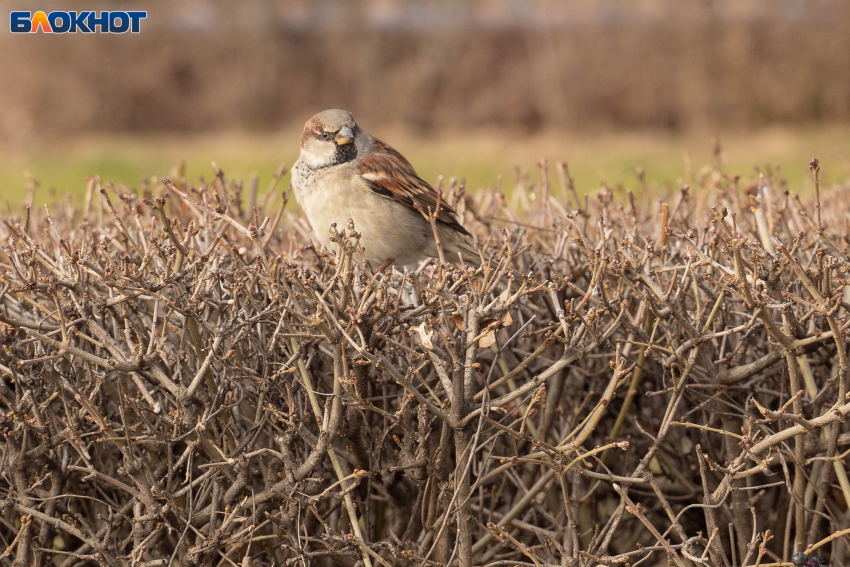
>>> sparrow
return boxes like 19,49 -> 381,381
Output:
291,109 -> 478,267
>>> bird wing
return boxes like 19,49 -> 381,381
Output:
358,139 -> 470,236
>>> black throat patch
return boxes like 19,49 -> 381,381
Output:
330,142 -> 358,166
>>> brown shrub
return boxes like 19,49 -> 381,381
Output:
1,158 -> 850,566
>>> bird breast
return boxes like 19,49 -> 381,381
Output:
292,161 -> 432,265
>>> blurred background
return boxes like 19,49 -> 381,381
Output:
2,0 -> 850,205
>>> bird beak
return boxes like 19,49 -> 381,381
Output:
335,126 -> 354,146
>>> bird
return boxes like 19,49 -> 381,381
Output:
291,109 -> 478,268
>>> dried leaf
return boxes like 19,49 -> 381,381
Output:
478,329 -> 496,348
414,322 -> 434,349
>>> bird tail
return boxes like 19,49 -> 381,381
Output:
440,230 -> 482,266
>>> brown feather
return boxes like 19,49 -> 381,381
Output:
358,139 -> 471,236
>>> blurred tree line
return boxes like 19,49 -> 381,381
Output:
1,0 -> 848,142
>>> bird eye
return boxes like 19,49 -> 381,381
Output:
321,131 -> 335,141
